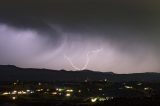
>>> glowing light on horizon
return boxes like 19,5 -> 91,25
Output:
66,89 -> 73,92
56,88 -> 64,92
91,98 -> 97,103
124,85 -> 133,89
52,92 -> 57,95
11,90 -> 17,94
98,88 -> 103,91
12,96 -> 16,100
144,87 -> 151,90
2,92 -> 10,95
78,90 -> 81,93
91,97 -> 114,103
66,93 -> 71,97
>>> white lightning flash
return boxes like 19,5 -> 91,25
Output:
64,48 -> 103,70
81,48 -> 103,70
64,55 -> 81,70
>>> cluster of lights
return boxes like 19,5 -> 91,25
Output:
17,91 -> 27,95
124,85 -> 133,89
98,88 -> 103,91
1,89 -> 34,95
1,86 -> 118,102
2,92 -> 10,95
11,90 -> 27,95
66,89 -> 73,92
52,88 -> 75,97
56,88 -> 64,92
52,92 -> 57,95
55,88 -> 74,93
144,87 -> 151,90
137,83 -> 142,86
66,93 -> 71,97
91,97 -> 114,103
1,81 -> 154,103
12,96 -> 17,100
36,89 -> 43,92
78,90 -> 81,93
1,88 -> 75,97
91,98 -> 97,103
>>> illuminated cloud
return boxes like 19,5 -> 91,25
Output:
0,0 -> 160,73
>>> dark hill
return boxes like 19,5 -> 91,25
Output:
0,65 -> 160,82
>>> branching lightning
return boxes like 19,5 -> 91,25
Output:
64,55 -> 81,70
81,48 -> 103,70
64,48 -> 103,70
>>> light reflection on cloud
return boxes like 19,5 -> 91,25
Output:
0,24 -> 159,73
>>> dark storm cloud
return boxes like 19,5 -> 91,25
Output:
0,0 -> 160,73
0,0 -> 160,44
0,0 -> 159,31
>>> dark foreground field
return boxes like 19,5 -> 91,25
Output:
0,96 -> 160,106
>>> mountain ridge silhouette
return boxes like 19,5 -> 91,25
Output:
0,65 -> 160,82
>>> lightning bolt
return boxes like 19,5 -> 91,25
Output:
64,48 -> 103,70
64,55 -> 81,70
81,48 -> 103,70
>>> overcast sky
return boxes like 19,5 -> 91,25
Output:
0,0 -> 160,73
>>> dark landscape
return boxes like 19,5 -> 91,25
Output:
0,65 -> 160,106
0,65 -> 160,82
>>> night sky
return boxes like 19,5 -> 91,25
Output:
0,0 -> 160,73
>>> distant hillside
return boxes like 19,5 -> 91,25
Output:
0,65 -> 160,82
